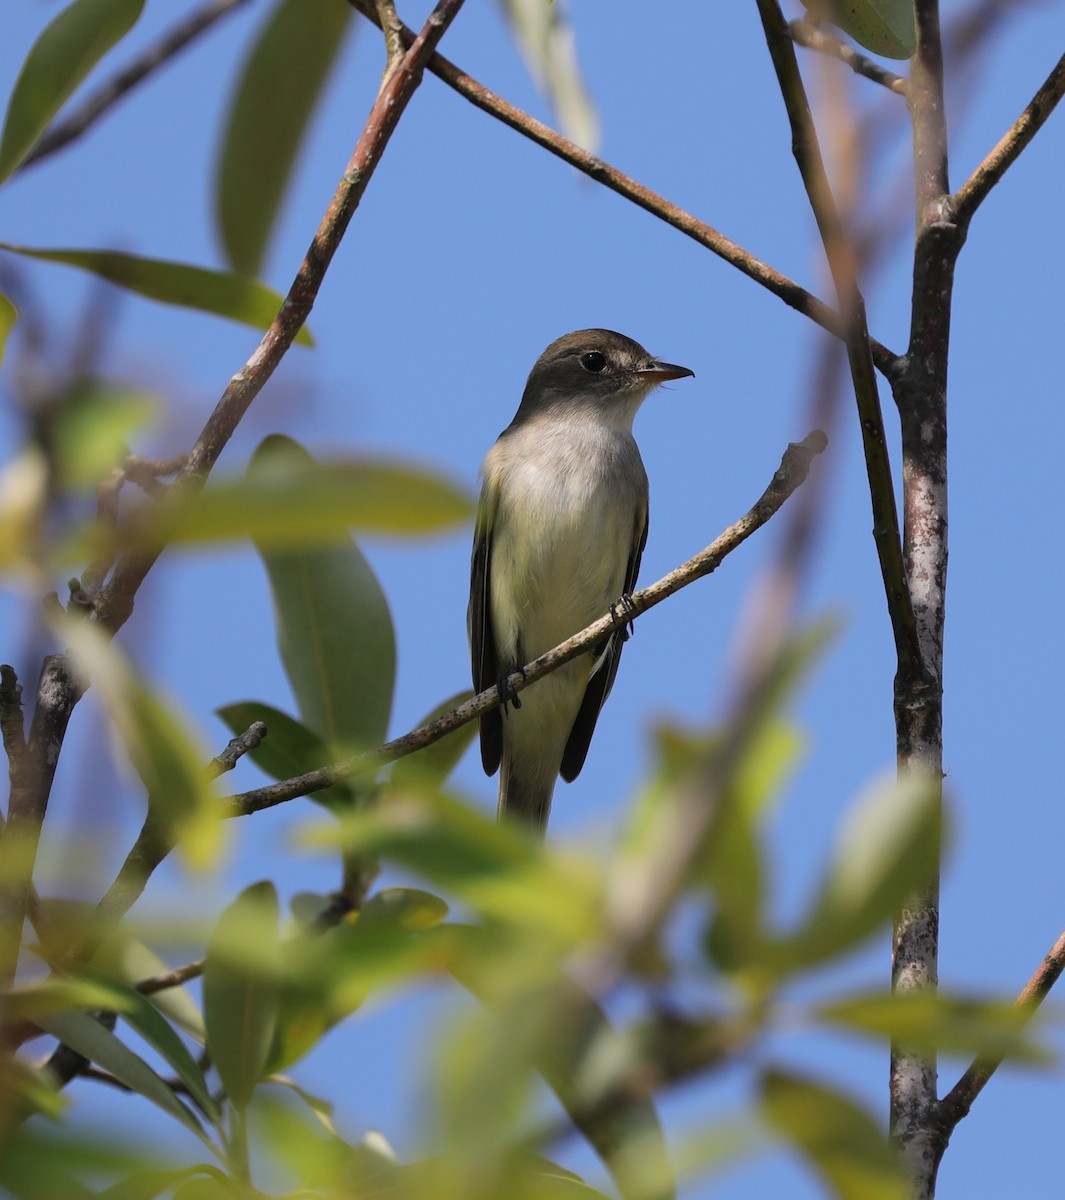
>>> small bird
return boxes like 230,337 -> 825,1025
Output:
468,329 -> 694,833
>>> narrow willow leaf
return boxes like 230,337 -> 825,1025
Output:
72,967 -> 218,1118
0,0 -> 145,182
389,691 -> 477,790
249,437 -> 397,754
203,882 -> 282,1110
0,290 -> 16,363
799,0 -> 915,59
761,1070 -> 907,1200
63,620 -> 223,870
152,456 -> 473,548
2,977 -> 130,1022
91,933 -> 204,1039
216,0 -> 353,275
0,243 -> 313,344
498,0 -> 599,150
35,1010 -> 207,1140
216,701 -> 354,812
818,991 -> 1049,1063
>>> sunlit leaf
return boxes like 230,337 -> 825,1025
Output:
63,621 -> 223,869
0,0 -> 145,182
799,0 -> 915,59
216,701 -> 354,812
818,990 -> 1050,1063
498,0 -> 599,150
249,437 -> 397,756
52,378 -> 158,488
761,1070 -> 907,1200
216,0 -> 353,275
0,243 -> 313,343
0,290 -> 16,363
389,691 -> 478,791
203,882 -> 282,1109
0,448 -> 46,572
150,452 -> 473,548
774,771 -> 942,973
35,1010 -> 208,1140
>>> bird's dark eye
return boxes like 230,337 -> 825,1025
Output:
580,351 -> 606,373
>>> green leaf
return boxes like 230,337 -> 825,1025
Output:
818,991 -> 1049,1063
216,0 -> 353,275
389,691 -> 478,791
775,771 -> 942,973
203,882 -> 282,1110
90,933 -> 205,1039
441,924 -> 675,1200
72,966 -> 218,1119
216,701 -> 355,812
63,620 -> 223,869
151,452 -> 474,548
498,0 -> 599,151
35,1010 -> 208,1139
799,0 -> 916,59
0,0 -> 145,182
97,1166 -> 221,1200
761,1070 -> 907,1200
0,290 -> 16,363
52,378 -> 158,488
0,243 -> 313,344
249,437 -> 397,753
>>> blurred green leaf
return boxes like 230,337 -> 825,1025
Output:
799,0 -> 915,58
498,0 -> 599,150
0,0 -> 145,182
761,1070 -> 907,1200
152,450 -> 473,548
217,701 -> 355,812
818,990 -> 1050,1063
72,965 -> 217,1118
361,885 -> 450,931
774,771 -> 941,974
390,691 -> 478,791
216,0 -> 353,275
0,290 -> 16,362
0,449 -> 47,571
97,1166 -> 220,1200
249,437 -> 397,756
64,621 -> 223,869
0,243 -> 313,343
2,976 -> 129,1022
203,881 -> 282,1110
255,1088 -> 352,1188
0,1130 -> 148,1200
305,791 -> 602,947
52,378 -> 158,488
35,1009 -> 208,1140
0,1058 -> 65,1122
91,933 -> 205,1039
440,923 -> 675,1200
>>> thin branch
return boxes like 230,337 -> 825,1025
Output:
756,0 -> 924,684
936,928 -> 1065,1137
788,18 -> 909,95
225,431 -> 828,818
953,51 -> 1065,229
347,0 -> 898,374
135,958 -> 205,996
0,665 -> 27,771
20,0 -> 255,170
206,720 -> 268,780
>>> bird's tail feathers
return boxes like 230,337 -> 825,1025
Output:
498,748 -> 556,836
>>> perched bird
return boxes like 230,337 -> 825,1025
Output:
468,329 -> 693,833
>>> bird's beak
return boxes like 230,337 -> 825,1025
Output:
638,359 -> 695,383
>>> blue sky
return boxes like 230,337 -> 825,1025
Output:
1,1 -> 1064,1197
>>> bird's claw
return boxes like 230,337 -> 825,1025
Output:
497,668 -> 526,715
610,593 -> 638,642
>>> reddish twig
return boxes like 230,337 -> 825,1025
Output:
788,18 -> 909,95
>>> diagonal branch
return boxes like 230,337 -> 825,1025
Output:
788,18 -> 910,95
953,51 -> 1065,230
755,0 -> 924,685
20,0 -> 255,171
347,0 -> 899,374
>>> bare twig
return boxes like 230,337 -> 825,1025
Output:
953,51 -> 1065,229
936,928 -> 1065,1143
347,0 -> 898,374
135,958 -> 205,996
225,431 -> 828,818
20,0 -> 255,170
207,720 -> 268,780
0,666 -> 27,771
755,1 -> 924,683
788,18 -> 909,95
374,0 -> 406,76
